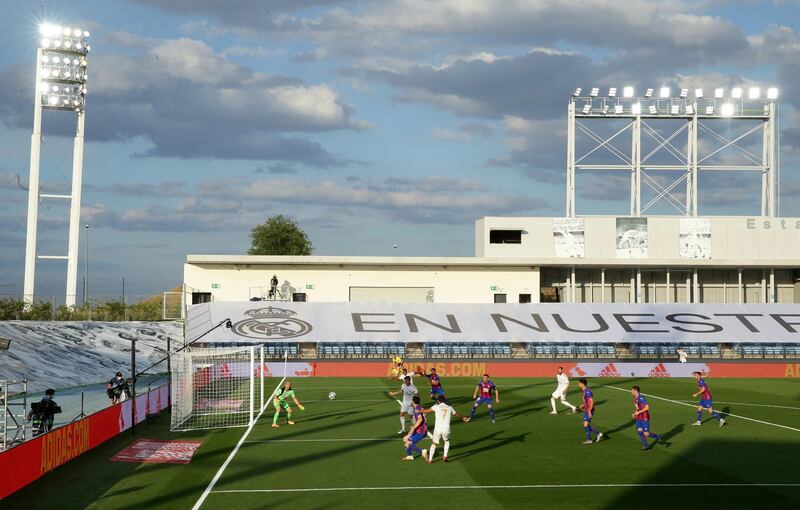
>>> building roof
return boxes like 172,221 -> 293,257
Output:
186,254 -> 798,268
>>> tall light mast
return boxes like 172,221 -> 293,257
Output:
23,24 -> 91,307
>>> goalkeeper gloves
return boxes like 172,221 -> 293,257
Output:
298,404 -> 305,411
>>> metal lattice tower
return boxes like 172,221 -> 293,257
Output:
566,87 -> 778,218
23,24 -> 91,307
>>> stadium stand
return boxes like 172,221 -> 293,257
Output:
259,342 -> 800,360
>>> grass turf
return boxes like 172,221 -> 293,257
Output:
3,376 -> 799,510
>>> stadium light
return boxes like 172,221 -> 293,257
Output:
748,87 -> 761,99
644,88 -> 653,98
679,88 -> 688,98
573,87 -> 582,97
659,87 -> 670,98
601,104 -> 609,115
631,102 -> 641,115
581,103 -> 591,114
685,105 -> 694,115
614,104 -> 624,114
705,106 -> 714,115
714,88 -> 724,99
648,105 -> 658,115
590,87 -> 599,97
721,103 -> 734,116
670,104 -> 680,115
731,87 -> 742,99
608,87 -> 617,97
24,22 -> 91,307
623,86 -> 634,98
767,87 -> 779,99
694,88 -> 703,98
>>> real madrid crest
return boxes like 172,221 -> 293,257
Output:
232,306 -> 313,339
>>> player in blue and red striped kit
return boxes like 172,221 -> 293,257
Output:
401,396 -> 428,461
692,372 -> 726,427
631,386 -> 663,450
578,378 -> 603,444
467,374 -> 499,423
424,368 -> 446,403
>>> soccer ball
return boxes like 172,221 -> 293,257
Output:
328,392 -> 337,400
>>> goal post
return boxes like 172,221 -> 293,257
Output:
170,346 -> 287,432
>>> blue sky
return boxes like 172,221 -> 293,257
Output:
0,0 -> 799,300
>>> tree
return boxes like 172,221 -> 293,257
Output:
248,215 -> 313,256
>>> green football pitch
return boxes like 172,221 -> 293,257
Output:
3,376 -> 800,510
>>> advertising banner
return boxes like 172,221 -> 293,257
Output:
188,301 -> 800,344
312,361 -> 800,379
680,218 -> 712,259
553,218 -> 585,258
616,217 -> 648,258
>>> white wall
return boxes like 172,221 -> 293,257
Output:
480,216 -> 800,263
184,263 -> 541,304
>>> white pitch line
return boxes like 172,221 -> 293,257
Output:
607,386 -> 800,433
303,399 -> 388,402
210,483 -> 800,495
192,376 -> 287,510
245,438 -> 396,443
675,401 -> 800,411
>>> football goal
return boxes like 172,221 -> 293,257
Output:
170,346 -> 287,431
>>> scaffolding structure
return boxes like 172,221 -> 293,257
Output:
1,380 -> 28,451
566,87 -> 778,218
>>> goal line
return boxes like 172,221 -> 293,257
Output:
192,352 -> 289,510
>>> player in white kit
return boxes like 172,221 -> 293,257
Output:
421,394 -> 466,463
550,367 -> 577,415
388,376 -> 419,434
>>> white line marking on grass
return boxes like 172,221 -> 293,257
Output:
304,399 -> 388,402
676,401 -> 800,411
210,483 -> 800,495
607,386 -> 800,433
192,376 -> 287,510
244,438 -> 397,443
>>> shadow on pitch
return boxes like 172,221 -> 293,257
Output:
457,431 -> 531,460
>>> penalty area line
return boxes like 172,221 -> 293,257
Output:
606,386 -> 800,433
210,483 -> 800,494
244,438 -> 397,443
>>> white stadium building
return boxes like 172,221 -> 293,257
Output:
181,88 -> 800,365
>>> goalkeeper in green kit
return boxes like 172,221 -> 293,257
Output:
272,381 -> 305,428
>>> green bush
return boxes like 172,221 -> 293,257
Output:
0,297 -> 168,321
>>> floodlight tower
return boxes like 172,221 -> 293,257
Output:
566,85 -> 779,218
23,24 -> 91,307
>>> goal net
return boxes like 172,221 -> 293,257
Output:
170,346 -> 286,431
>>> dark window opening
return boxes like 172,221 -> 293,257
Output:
519,293 -> 532,303
192,292 -> 211,304
494,293 -> 507,303
489,230 -> 522,244
292,292 -> 307,302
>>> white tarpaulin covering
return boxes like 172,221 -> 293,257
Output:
187,302 -> 800,344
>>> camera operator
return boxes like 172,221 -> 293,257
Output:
107,371 -> 131,404
27,389 -> 62,437
268,274 -> 279,299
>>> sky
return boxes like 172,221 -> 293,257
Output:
0,0 -> 799,301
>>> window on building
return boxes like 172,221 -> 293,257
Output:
519,293 -> 532,303
192,292 -> 211,304
540,287 -> 559,303
494,293 -> 507,303
489,230 -> 522,244
292,292 -> 307,302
